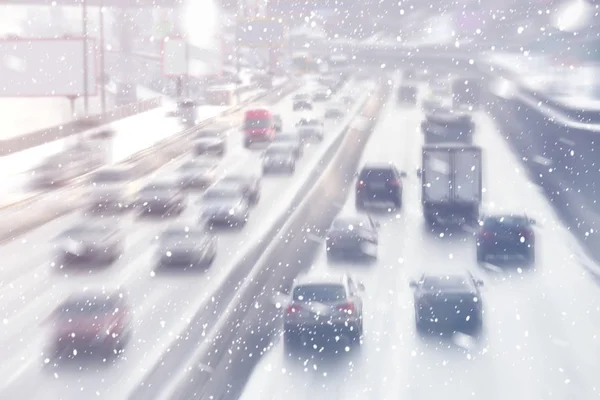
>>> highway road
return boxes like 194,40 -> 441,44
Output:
239,80 -> 600,399
0,76 -> 372,400
0,87 -> 266,208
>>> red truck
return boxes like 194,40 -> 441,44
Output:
243,108 -> 276,148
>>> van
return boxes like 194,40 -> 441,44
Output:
243,109 -> 276,148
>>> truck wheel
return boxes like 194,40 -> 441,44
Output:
394,195 -> 402,209
476,248 -> 486,263
526,249 -> 536,266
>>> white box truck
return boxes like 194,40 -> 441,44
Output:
419,143 -> 483,226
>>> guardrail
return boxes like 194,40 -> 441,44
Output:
0,97 -> 163,156
0,79 -> 298,242
127,80 -> 390,400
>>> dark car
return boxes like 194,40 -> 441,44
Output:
410,272 -> 484,335
262,144 -> 297,174
177,160 -> 217,189
324,105 -> 346,120
55,222 -> 124,265
136,178 -> 186,216
220,174 -> 261,204
272,133 -> 303,158
198,184 -> 250,227
397,84 -> 417,104
313,89 -> 331,102
355,163 -> 406,209
47,287 -> 131,358
283,272 -> 365,350
293,98 -> 313,111
193,130 -> 226,156
326,214 -> 379,260
476,214 -> 536,264
156,225 -> 217,269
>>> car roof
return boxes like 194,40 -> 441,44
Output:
267,143 -> 294,150
294,272 -> 348,286
205,183 -> 244,195
332,213 -> 370,225
361,162 -> 396,170
418,272 -> 477,289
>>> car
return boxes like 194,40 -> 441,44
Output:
421,110 -> 475,144
283,272 -> 365,350
198,184 -> 250,227
324,105 -> 346,120
295,118 -> 324,142
326,214 -> 379,260
32,144 -> 102,188
55,221 -> 124,265
156,225 -> 217,268
293,97 -> 313,111
177,160 -> 218,189
274,114 -> 283,132
410,272 -> 484,335
476,214 -> 536,264
262,144 -> 297,174
313,89 -> 331,102
243,108 -> 277,147
355,163 -> 406,209
46,286 -> 131,358
272,133 -> 303,158
135,177 -> 186,216
193,130 -> 226,156
397,84 -> 417,103
88,167 -> 136,213
220,174 -> 261,204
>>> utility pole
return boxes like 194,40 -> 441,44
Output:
99,0 -> 106,113
82,0 -> 89,115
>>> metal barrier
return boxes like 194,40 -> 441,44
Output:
0,97 -> 163,156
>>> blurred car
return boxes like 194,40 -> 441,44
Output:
476,214 -> 536,264
296,118 -> 324,142
193,130 -> 226,156
421,110 -> 475,144
32,144 -> 102,188
324,105 -> 346,120
410,272 -> 484,335
355,163 -> 406,209
156,225 -> 217,268
272,132 -> 303,158
313,89 -> 332,102
88,167 -> 136,213
326,214 -> 379,260
274,114 -> 283,132
283,272 -> 365,349
220,174 -> 261,204
135,177 -> 186,216
397,84 -> 417,103
177,160 -> 218,189
293,96 -> 313,111
198,184 -> 250,227
262,144 -> 297,174
47,287 -> 131,357
55,221 -> 124,265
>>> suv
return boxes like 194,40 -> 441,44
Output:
355,163 -> 406,209
283,272 -> 365,350
476,214 -> 536,264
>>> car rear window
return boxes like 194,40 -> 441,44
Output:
59,297 -> 121,316
359,168 -> 394,181
421,275 -> 472,291
293,284 -> 347,302
483,216 -> 529,228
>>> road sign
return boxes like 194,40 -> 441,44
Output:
162,36 -> 188,76
0,38 -> 97,97
236,18 -> 285,47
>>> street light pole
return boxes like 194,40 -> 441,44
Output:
82,0 -> 89,115
99,0 -> 106,113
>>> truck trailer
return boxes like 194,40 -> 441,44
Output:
419,143 -> 483,226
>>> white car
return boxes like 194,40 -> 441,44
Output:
295,118 -> 325,142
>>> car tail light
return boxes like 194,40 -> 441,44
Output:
390,180 -> 400,186
356,180 -> 366,189
521,230 -> 534,239
286,304 -> 302,313
479,229 -> 491,239
338,302 -> 355,314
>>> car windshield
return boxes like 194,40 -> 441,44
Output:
58,297 -> 120,317
244,118 -> 271,129
421,275 -> 473,291
202,188 -> 241,202
359,168 -> 394,181
297,119 -> 319,126
92,170 -> 128,183
292,284 -> 346,303
484,216 -> 529,228
195,131 -> 219,139
266,146 -> 291,155
331,218 -> 368,230
161,228 -> 205,241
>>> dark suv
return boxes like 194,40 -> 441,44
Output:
476,214 -> 536,264
355,163 -> 406,209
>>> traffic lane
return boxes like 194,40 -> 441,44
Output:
0,85 -> 364,398
240,100 -> 600,399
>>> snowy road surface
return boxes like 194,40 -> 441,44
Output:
0,78 -> 370,400
240,81 -> 600,400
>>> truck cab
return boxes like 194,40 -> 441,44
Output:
243,108 -> 276,148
